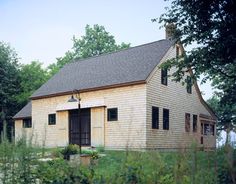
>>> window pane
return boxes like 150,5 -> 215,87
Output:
193,115 -> 197,132
152,107 -> 159,129
48,114 -> 56,125
23,118 -> 32,128
108,108 -> 118,121
186,76 -> 192,94
163,108 -> 169,130
161,69 -> 168,85
185,113 -> 190,132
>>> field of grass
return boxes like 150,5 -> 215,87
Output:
0,136 -> 235,184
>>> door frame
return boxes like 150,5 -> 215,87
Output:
68,108 -> 91,146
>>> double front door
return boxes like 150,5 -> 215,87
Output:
69,108 -> 91,146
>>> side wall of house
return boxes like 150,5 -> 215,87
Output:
15,119 -> 33,142
28,84 -> 146,149
146,45 -> 216,149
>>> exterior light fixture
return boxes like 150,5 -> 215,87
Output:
67,90 -> 82,154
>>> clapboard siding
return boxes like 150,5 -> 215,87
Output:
28,84 -> 146,148
146,45 -> 216,149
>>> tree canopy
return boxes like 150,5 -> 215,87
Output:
48,24 -> 130,76
156,0 -> 236,136
17,61 -> 49,105
0,42 -> 22,138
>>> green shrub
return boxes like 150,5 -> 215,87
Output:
82,149 -> 99,160
61,144 -> 79,160
51,148 -> 63,158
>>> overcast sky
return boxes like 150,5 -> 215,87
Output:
0,0 -> 214,99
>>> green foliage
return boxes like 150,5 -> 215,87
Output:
48,24 -> 130,76
207,95 -> 236,144
17,61 -> 49,105
156,0 -> 236,136
0,42 -> 21,140
61,144 -> 79,160
82,149 -> 99,160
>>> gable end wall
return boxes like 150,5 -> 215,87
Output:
146,45 -> 216,149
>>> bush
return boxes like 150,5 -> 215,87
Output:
61,144 -> 79,160
82,149 -> 99,160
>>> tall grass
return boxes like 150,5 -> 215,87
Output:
0,123 -> 235,184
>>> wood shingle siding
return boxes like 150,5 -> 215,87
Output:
146,45 -> 216,149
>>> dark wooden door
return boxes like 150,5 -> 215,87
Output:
69,108 -> 91,146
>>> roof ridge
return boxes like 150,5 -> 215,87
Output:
66,39 -> 169,66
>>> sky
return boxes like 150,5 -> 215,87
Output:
0,0 -> 214,99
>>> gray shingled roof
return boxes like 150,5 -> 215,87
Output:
31,39 -> 173,99
13,102 -> 31,119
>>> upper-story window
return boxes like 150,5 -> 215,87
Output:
48,114 -> 56,125
107,108 -> 118,121
186,76 -> 192,94
176,46 -> 180,57
23,118 -> 32,128
163,108 -> 169,130
161,68 -> 168,86
152,106 -> 159,129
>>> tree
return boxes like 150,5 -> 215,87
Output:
155,0 -> 236,137
48,24 -> 130,76
0,42 -> 21,138
17,61 -> 49,105
207,95 -> 235,145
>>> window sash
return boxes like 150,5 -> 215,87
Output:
193,114 -> 198,132
185,113 -> 190,132
163,109 -> 169,130
152,107 -> 159,129
23,118 -> 32,128
108,108 -> 118,121
48,114 -> 56,125
161,69 -> 168,85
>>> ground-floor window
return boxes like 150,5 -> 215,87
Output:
23,118 -> 32,128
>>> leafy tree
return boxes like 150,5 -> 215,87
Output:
48,24 -> 130,76
155,0 -> 236,138
0,42 -> 21,138
17,61 -> 49,105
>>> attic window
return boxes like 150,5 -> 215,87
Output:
186,76 -> 192,94
23,118 -> 32,128
161,69 -> 168,86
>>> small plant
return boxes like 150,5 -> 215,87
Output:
51,148 -> 63,158
61,144 -> 79,160
96,145 -> 105,153
82,150 -> 99,160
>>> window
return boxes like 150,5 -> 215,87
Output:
186,76 -> 192,94
204,123 -> 215,135
48,114 -> 56,125
163,108 -> 169,130
185,113 -> 190,132
161,69 -> 168,85
176,46 -> 180,57
193,114 -> 198,132
23,118 -> 32,128
210,124 -> 215,136
152,107 -> 159,129
108,108 -> 118,121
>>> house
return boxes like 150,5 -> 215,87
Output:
13,30 -> 217,150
